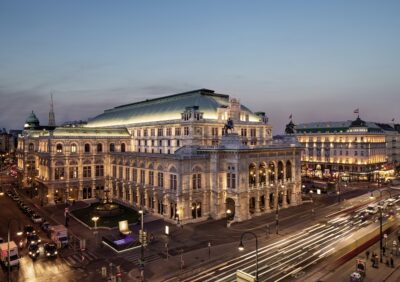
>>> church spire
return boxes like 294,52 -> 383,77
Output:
48,92 -> 56,126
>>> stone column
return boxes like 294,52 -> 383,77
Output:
265,189 -> 271,212
282,189 -> 288,208
255,191 -> 261,214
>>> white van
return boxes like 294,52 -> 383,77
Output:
0,241 -> 19,267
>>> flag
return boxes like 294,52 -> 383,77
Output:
392,118 -> 395,122
289,114 -> 292,120
353,108 -> 359,114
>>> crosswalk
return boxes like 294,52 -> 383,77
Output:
120,250 -> 161,266
63,250 -> 99,266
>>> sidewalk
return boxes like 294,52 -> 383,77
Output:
321,228 -> 400,282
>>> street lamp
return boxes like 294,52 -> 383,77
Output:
310,190 -> 315,217
165,225 -> 169,260
379,206 -> 383,263
238,231 -> 259,282
138,208 -> 145,278
226,208 -> 232,226
92,216 -> 99,244
7,219 -> 22,282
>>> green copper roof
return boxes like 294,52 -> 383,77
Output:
25,111 -> 40,125
49,127 -> 130,137
296,121 -> 383,133
86,89 -> 260,127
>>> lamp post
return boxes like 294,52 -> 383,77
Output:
7,219 -> 22,282
226,209 -> 232,227
337,179 -> 341,203
164,225 -> 169,260
310,190 -> 315,217
379,206 -> 383,263
238,231 -> 259,282
138,208 -> 145,278
92,216 -> 99,244
275,193 -> 280,235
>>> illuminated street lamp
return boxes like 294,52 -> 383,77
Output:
238,231 -> 259,282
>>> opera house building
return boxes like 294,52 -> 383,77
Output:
17,89 -> 302,224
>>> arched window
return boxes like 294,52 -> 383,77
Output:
97,143 -> 103,153
56,144 -> 63,153
248,163 -> 256,186
259,163 -> 267,186
84,143 -> 90,153
268,162 -> 275,183
121,143 -> 126,152
278,161 -> 284,180
109,143 -> 115,152
286,160 -> 292,180
71,143 -> 77,153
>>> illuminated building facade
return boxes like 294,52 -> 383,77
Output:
291,116 -> 399,181
18,89 -> 302,224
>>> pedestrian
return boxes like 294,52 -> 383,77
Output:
366,250 -> 370,260
391,255 -> 394,268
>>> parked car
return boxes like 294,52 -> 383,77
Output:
28,243 -> 40,259
27,234 -> 41,245
44,243 -> 58,257
31,214 -> 43,223
24,225 -> 36,236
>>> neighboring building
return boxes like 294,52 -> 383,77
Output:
290,116 -> 399,181
18,89 -> 302,224
0,128 -> 22,154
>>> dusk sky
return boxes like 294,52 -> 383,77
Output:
1,0 -> 399,134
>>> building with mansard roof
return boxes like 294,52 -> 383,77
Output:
289,116 -> 399,182
17,89 -> 302,224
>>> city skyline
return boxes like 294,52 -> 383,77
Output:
1,0 -> 399,132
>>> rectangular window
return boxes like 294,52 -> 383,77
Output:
140,170 -> 145,185
144,129 -> 148,137
166,128 -> 172,136
184,127 -> 189,136
69,167 -> 78,179
157,172 -> 164,187
149,171 -> 154,186
170,174 -> 177,190
137,129 -> 141,137
250,128 -> 256,137
227,173 -> 236,189
241,128 -> 247,137
112,165 -> 116,177
151,128 -> 155,136
212,127 -> 218,137
83,166 -> 91,178
125,167 -> 130,180
132,168 -> 137,183
192,173 -> 201,189
119,167 -> 123,178
158,128 -> 163,137
55,167 -> 65,180
175,128 -> 181,136
95,165 -> 104,177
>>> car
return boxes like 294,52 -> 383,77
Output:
387,198 -> 396,207
366,205 -> 379,214
44,243 -> 58,257
27,234 -> 41,245
31,214 -> 43,223
24,225 -> 36,236
28,243 -> 40,259
41,222 -> 51,232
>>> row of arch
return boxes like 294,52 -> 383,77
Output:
248,160 -> 293,186
54,142 -> 127,154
